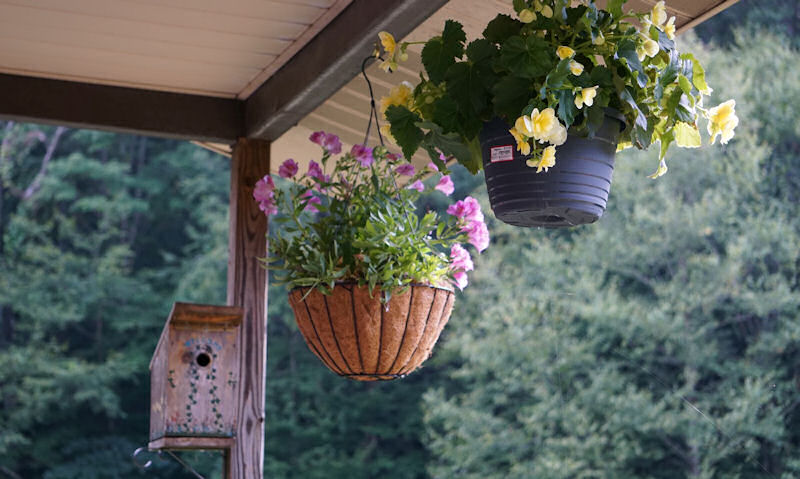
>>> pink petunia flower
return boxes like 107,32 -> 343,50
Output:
324,133 -> 342,154
309,131 -> 325,145
462,220 -> 490,252
427,161 -> 439,172
435,175 -> 455,196
253,175 -> 275,202
350,144 -> 374,167
450,244 -> 474,272
279,159 -> 299,178
309,131 -> 342,154
302,190 -> 322,213
452,271 -> 468,291
395,163 -> 415,176
446,196 -> 484,223
307,160 -> 324,180
408,180 -> 425,192
253,175 -> 277,215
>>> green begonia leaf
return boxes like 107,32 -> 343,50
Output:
666,89 -> 695,123
492,76 -> 535,122
606,0 -> 625,17
499,35 -> 554,79
546,59 -> 573,90
445,53 -> 496,122
681,53 -> 710,93
466,38 -> 497,63
586,104 -> 605,138
416,120 -> 478,172
430,95 -> 462,134
659,129 -> 675,160
616,39 -> 644,76
557,89 -> 578,127
385,105 -> 424,161
673,121 -> 702,148
421,20 -> 466,84
483,14 -> 523,44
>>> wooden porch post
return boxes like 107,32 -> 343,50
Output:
227,138 -> 270,479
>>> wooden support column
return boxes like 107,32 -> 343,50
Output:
227,138 -> 270,479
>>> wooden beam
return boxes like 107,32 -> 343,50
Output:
676,0 -> 741,34
227,138 -> 270,479
244,0 -> 448,140
0,73 -> 243,142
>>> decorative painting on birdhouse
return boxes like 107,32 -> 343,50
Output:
148,302 -> 243,450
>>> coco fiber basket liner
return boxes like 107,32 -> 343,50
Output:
288,283 -> 455,381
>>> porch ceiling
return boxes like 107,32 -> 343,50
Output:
0,0 -> 738,173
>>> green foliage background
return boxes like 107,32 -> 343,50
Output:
1,1 -> 799,477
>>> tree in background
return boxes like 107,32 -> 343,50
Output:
0,126 -> 230,477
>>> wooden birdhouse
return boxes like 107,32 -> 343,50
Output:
148,302 -> 243,450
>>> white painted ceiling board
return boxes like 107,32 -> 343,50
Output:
0,0 -> 312,39
0,21 -> 276,70
0,0 -> 354,97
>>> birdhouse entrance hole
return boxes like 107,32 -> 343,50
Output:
196,352 -> 211,367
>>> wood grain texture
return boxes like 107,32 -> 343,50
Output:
227,138 -> 270,479
288,283 -> 455,381
148,436 -> 235,450
0,73 -> 244,142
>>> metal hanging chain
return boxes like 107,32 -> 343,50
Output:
361,55 -> 385,147
132,446 -> 206,479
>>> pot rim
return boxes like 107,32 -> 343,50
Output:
289,281 -> 455,295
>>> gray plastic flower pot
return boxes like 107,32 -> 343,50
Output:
480,112 -> 625,228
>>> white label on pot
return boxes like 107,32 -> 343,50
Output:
490,145 -> 514,163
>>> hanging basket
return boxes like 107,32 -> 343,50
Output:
288,283 -> 455,381
480,111 -> 625,228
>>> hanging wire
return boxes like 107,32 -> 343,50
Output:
361,55 -> 385,147
132,447 -> 207,479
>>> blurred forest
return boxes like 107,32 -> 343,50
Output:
1,0 -> 799,477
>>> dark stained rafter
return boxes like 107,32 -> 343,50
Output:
244,0 -> 449,140
0,73 -> 243,142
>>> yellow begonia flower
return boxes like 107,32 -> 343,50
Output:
557,46 -> 575,60
636,45 -> 647,62
514,115 -> 535,137
379,31 -> 396,57
531,108 -> 558,141
378,31 -> 399,72
643,37 -> 660,58
648,159 -> 668,179
380,124 -> 396,144
651,1 -> 667,27
536,146 -> 557,173
664,17 -> 676,39
574,86 -> 598,109
569,60 -> 584,76
380,82 -> 413,114
707,100 -> 739,145
510,127 -> 531,155
541,123 -> 568,146
519,9 -> 536,23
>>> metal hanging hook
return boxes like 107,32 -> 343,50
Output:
361,55 -> 385,148
131,446 -> 206,479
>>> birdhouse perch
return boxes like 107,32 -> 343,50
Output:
149,302 -> 243,451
